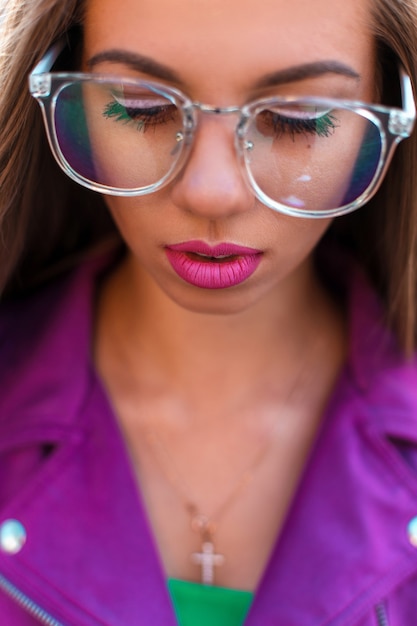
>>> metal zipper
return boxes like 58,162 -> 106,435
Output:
0,573 -> 64,625
375,602 -> 390,626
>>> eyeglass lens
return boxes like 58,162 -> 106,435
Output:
54,80 -> 383,210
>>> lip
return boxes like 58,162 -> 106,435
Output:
165,240 -> 263,289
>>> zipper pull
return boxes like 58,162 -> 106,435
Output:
375,602 -> 390,626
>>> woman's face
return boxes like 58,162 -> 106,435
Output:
83,0 -> 375,314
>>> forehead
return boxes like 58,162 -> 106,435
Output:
83,0 -> 375,95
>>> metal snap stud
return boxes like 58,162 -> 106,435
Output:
0,519 -> 27,554
407,516 -> 417,548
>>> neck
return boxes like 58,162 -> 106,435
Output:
95,252 -> 345,419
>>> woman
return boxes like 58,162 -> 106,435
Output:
0,0 -> 416,623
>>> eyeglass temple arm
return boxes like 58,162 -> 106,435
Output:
31,37 -> 67,76
399,65 -> 416,118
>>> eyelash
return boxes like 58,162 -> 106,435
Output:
103,100 -> 177,131
260,110 -> 339,139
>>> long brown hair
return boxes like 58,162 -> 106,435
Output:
1,0 -> 417,352
0,0 -> 116,295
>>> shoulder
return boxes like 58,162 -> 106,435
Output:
319,249 -> 417,457
319,247 -> 417,398
345,261 -> 417,401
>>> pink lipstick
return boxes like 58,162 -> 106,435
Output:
165,241 -> 262,289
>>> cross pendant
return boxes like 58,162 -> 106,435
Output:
191,541 -> 225,585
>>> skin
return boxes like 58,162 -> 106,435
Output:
87,0 -> 375,589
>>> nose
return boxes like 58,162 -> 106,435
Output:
170,114 -> 254,219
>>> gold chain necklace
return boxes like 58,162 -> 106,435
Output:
146,429 -> 262,584
145,335 -> 323,585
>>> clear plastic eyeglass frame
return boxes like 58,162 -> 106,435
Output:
29,38 -> 416,218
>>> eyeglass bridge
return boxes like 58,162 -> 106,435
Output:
185,103 -> 253,151
177,103 -> 248,147
193,103 -> 241,115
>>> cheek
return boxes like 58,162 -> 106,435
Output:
295,219 -> 333,256
104,196 -> 156,252
265,214 -> 333,277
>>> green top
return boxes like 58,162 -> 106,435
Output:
168,578 -> 253,626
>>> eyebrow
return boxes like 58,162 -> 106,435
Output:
87,50 -> 181,82
255,61 -> 360,88
87,51 -> 360,87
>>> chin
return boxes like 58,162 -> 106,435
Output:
165,282 -> 265,316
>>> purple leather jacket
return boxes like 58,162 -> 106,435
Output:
0,255 -> 416,625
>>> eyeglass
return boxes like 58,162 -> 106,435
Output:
29,39 -> 416,219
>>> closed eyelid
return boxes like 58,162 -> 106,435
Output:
113,94 -> 171,107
